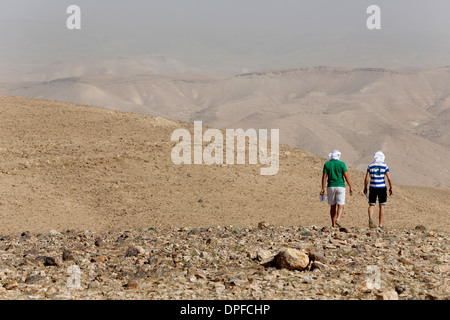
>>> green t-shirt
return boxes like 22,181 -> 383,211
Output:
323,159 -> 347,188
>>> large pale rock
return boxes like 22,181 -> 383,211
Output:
273,248 -> 310,270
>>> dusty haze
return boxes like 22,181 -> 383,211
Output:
0,2 -> 449,212
2,0 -> 450,76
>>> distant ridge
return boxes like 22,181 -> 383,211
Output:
1,66 -> 449,188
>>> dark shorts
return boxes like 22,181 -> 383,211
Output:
369,187 -> 387,205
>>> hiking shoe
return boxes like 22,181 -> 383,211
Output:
369,218 -> 376,229
335,220 -> 343,228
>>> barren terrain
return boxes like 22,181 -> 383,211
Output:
1,96 -> 448,235
0,96 -> 449,301
0,225 -> 448,300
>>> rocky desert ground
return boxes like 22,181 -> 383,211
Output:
0,224 -> 448,300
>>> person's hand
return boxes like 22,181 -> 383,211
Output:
320,189 -> 325,196
349,187 -> 353,196
389,187 -> 393,196
363,187 -> 367,195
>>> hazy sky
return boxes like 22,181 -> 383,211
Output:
1,0 -> 450,73
2,0 -> 450,31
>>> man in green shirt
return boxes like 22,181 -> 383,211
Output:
320,150 -> 353,228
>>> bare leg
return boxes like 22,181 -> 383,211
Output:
368,205 -> 376,228
368,205 -> 375,219
336,205 -> 344,224
379,205 -> 385,226
330,205 -> 337,226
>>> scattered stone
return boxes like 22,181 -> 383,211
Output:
188,228 -> 201,236
255,248 -> 273,262
21,231 -> 32,238
427,231 -> 437,237
398,257 -> 413,265
415,225 -> 427,231
0,225 -> 447,300
45,286 -> 58,296
376,290 -> 399,300
308,250 -> 327,263
91,255 -> 107,263
146,256 -> 159,265
125,246 -> 139,257
258,222 -> 270,230
339,227 -> 350,233
330,259 -> 346,266
346,261 -> 360,269
425,293 -> 439,300
88,280 -> 102,290
25,275 -> 47,285
124,281 -> 139,290
135,246 -> 146,255
3,281 -> 18,290
357,281 -> 375,293
43,257 -> 58,267
395,285 -> 406,295
62,250 -> 74,261
310,261 -> 329,272
49,230 -> 61,236
433,265 -> 449,273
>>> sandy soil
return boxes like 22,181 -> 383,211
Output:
0,96 -> 449,235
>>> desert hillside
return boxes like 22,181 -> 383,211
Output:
0,96 -> 448,235
2,67 -> 449,188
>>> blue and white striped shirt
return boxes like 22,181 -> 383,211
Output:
367,162 -> 389,188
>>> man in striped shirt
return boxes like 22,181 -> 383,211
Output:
363,151 -> 393,229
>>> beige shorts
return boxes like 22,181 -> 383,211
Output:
327,187 -> 346,205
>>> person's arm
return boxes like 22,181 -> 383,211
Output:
385,171 -> 393,195
320,173 -> 327,195
363,172 -> 370,196
343,172 -> 353,196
